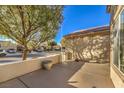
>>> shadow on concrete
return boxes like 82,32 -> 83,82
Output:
0,62 -> 84,88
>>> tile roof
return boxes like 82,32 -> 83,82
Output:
63,26 -> 110,38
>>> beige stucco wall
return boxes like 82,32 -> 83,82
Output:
0,54 -> 61,83
0,41 -> 17,50
62,33 -> 110,63
110,66 -> 124,87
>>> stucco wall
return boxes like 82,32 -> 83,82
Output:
0,41 -> 16,50
62,33 -> 110,63
110,66 -> 124,87
0,54 -> 61,83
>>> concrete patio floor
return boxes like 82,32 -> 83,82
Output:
0,62 -> 84,88
68,62 -> 114,88
0,62 -> 114,88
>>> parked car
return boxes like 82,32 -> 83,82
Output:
34,49 -> 42,52
54,47 -> 61,51
0,49 -> 7,57
54,48 -> 61,51
6,49 -> 16,53
34,47 -> 44,52
53,45 -> 61,51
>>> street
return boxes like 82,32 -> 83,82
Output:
0,51 -> 60,64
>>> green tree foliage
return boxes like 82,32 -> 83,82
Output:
0,5 -> 63,60
47,40 -> 57,50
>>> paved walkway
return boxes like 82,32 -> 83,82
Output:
0,62 -> 84,88
0,62 -> 114,88
68,63 -> 114,88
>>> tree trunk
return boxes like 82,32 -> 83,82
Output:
22,49 -> 28,60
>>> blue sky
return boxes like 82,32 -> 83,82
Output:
55,5 -> 110,44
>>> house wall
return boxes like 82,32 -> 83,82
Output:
62,31 -> 110,63
0,41 -> 16,50
0,54 -> 61,83
109,5 -> 124,87
110,66 -> 124,87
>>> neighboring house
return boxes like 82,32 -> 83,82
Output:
0,35 -> 16,50
42,39 -> 59,51
107,5 -> 124,87
61,26 -> 110,63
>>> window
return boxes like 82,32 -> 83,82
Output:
113,18 -> 119,67
120,10 -> 124,73
113,9 -> 124,74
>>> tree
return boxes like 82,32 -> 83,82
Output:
47,40 -> 57,50
0,5 -> 63,60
